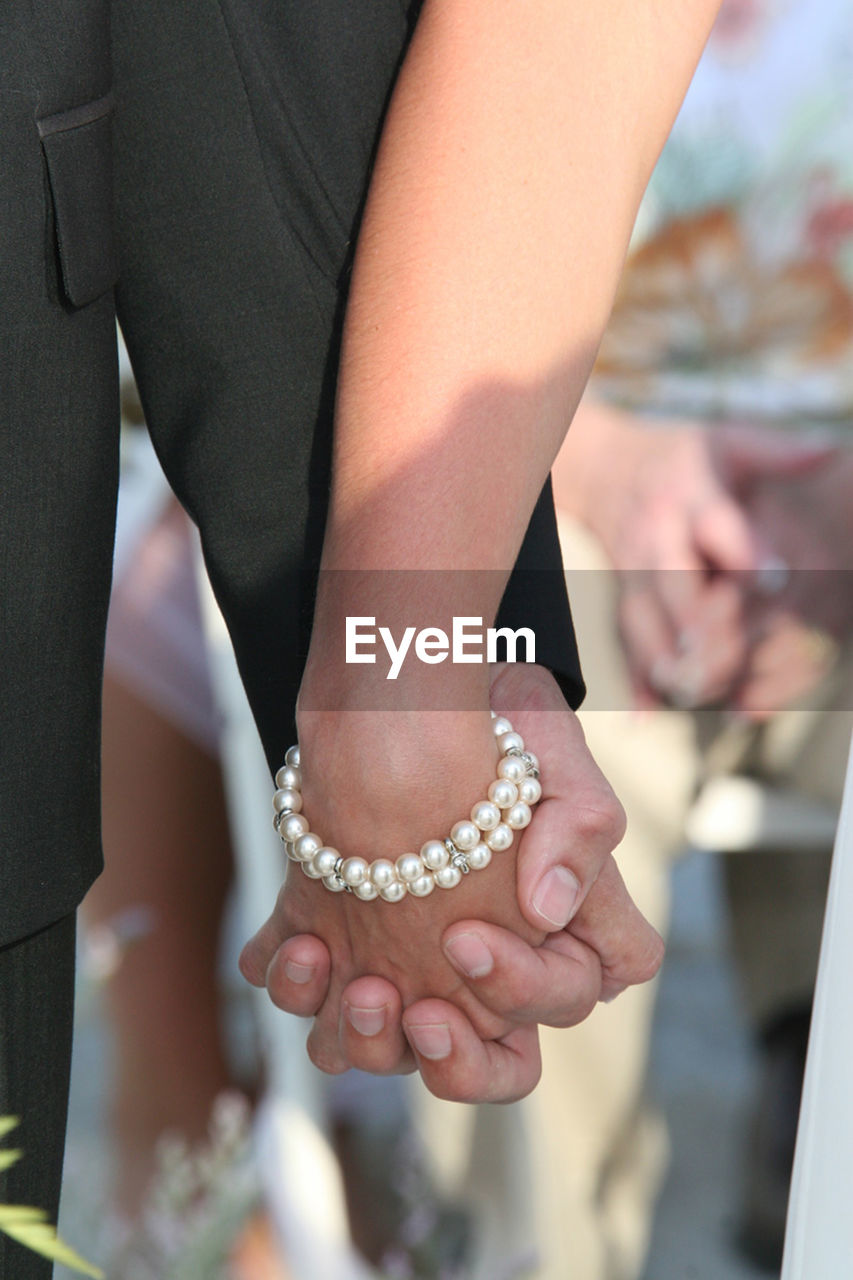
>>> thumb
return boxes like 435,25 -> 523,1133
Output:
691,488 -> 761,573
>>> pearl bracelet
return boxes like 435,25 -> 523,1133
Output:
271,714 -> 542,902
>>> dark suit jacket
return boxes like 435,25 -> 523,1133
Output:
0,0 -> 582,946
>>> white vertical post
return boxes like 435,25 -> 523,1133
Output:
782,731 -> 853,1278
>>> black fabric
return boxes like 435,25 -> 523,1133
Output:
2,0 -> 583,940
0,0 -> 118,946
0,913 -> 76,1280
113,0 -> 584,771
40,97 -> 118,307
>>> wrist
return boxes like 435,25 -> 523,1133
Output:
300,569 -> 502,713
292,703 -> 500,869
274,712 -> 540,902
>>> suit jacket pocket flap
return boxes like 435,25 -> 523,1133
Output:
39,95 -> 117,308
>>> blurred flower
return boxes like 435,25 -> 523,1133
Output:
595,206 -> 853,423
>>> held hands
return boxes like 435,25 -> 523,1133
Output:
240,663 -> 663,1102
553,399 -> 840,711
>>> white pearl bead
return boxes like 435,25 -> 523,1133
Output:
380,880 -> 407,903
273,787 -> 302,813
396,853 -> 425,883
492,716 -> 513,737
323,874 -> 347,893
280,812 -> 309,843
294,832 -> 322,861
497,756 -> 526,783
312,848 -> 340,878
467,843 -> 492,871
369,859 -> 397,890
497,731 -> 524,755
275,764 -> 301,790
488,778 -> 518,809
506,802 -> 532,830
485,823 -> 513,852
341,857 -> 368,887
471,800 -> 501,832
450,820 -> 480,852
408,873 -> 436,898
420,840 -> 450,871
354,880 -> 379,901
301,860 -> 324,879
435,865 -> 463,889
519,776 -> 542,806
283,842 -> 298,862
285,745 -> 301,767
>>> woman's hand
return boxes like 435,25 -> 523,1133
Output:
240,664 -> 662,1102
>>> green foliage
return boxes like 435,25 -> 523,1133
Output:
0,1117 -> 104,1279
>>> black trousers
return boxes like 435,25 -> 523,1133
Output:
0,915 -> 76,1280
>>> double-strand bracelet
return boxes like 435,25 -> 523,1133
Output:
271,713 -> 542,902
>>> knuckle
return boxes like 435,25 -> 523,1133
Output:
238,946 -> 264,987
572,984 -> 601,1027
453,1070 -> 493,1106
572,792 -> 626,850
306,1032 -> 348,1076
496,1060 -> 542,1105
424,1068 -> 477,1105
551,978 -> 600,1029
609,927 -> 665,989
633,930 -> 666,984
420,1053 -> 494,1105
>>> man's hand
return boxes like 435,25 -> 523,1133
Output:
240,664 -> 662,1102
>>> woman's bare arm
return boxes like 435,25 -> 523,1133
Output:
322,0 -> 721,577
245,0 -> 721,1096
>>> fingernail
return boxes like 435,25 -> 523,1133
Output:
284,960 -> 315,985
444,932 -> 494,979
407,1022 -> 452,1060
345,1004 -> 386,1037
532,866 -> 581,928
